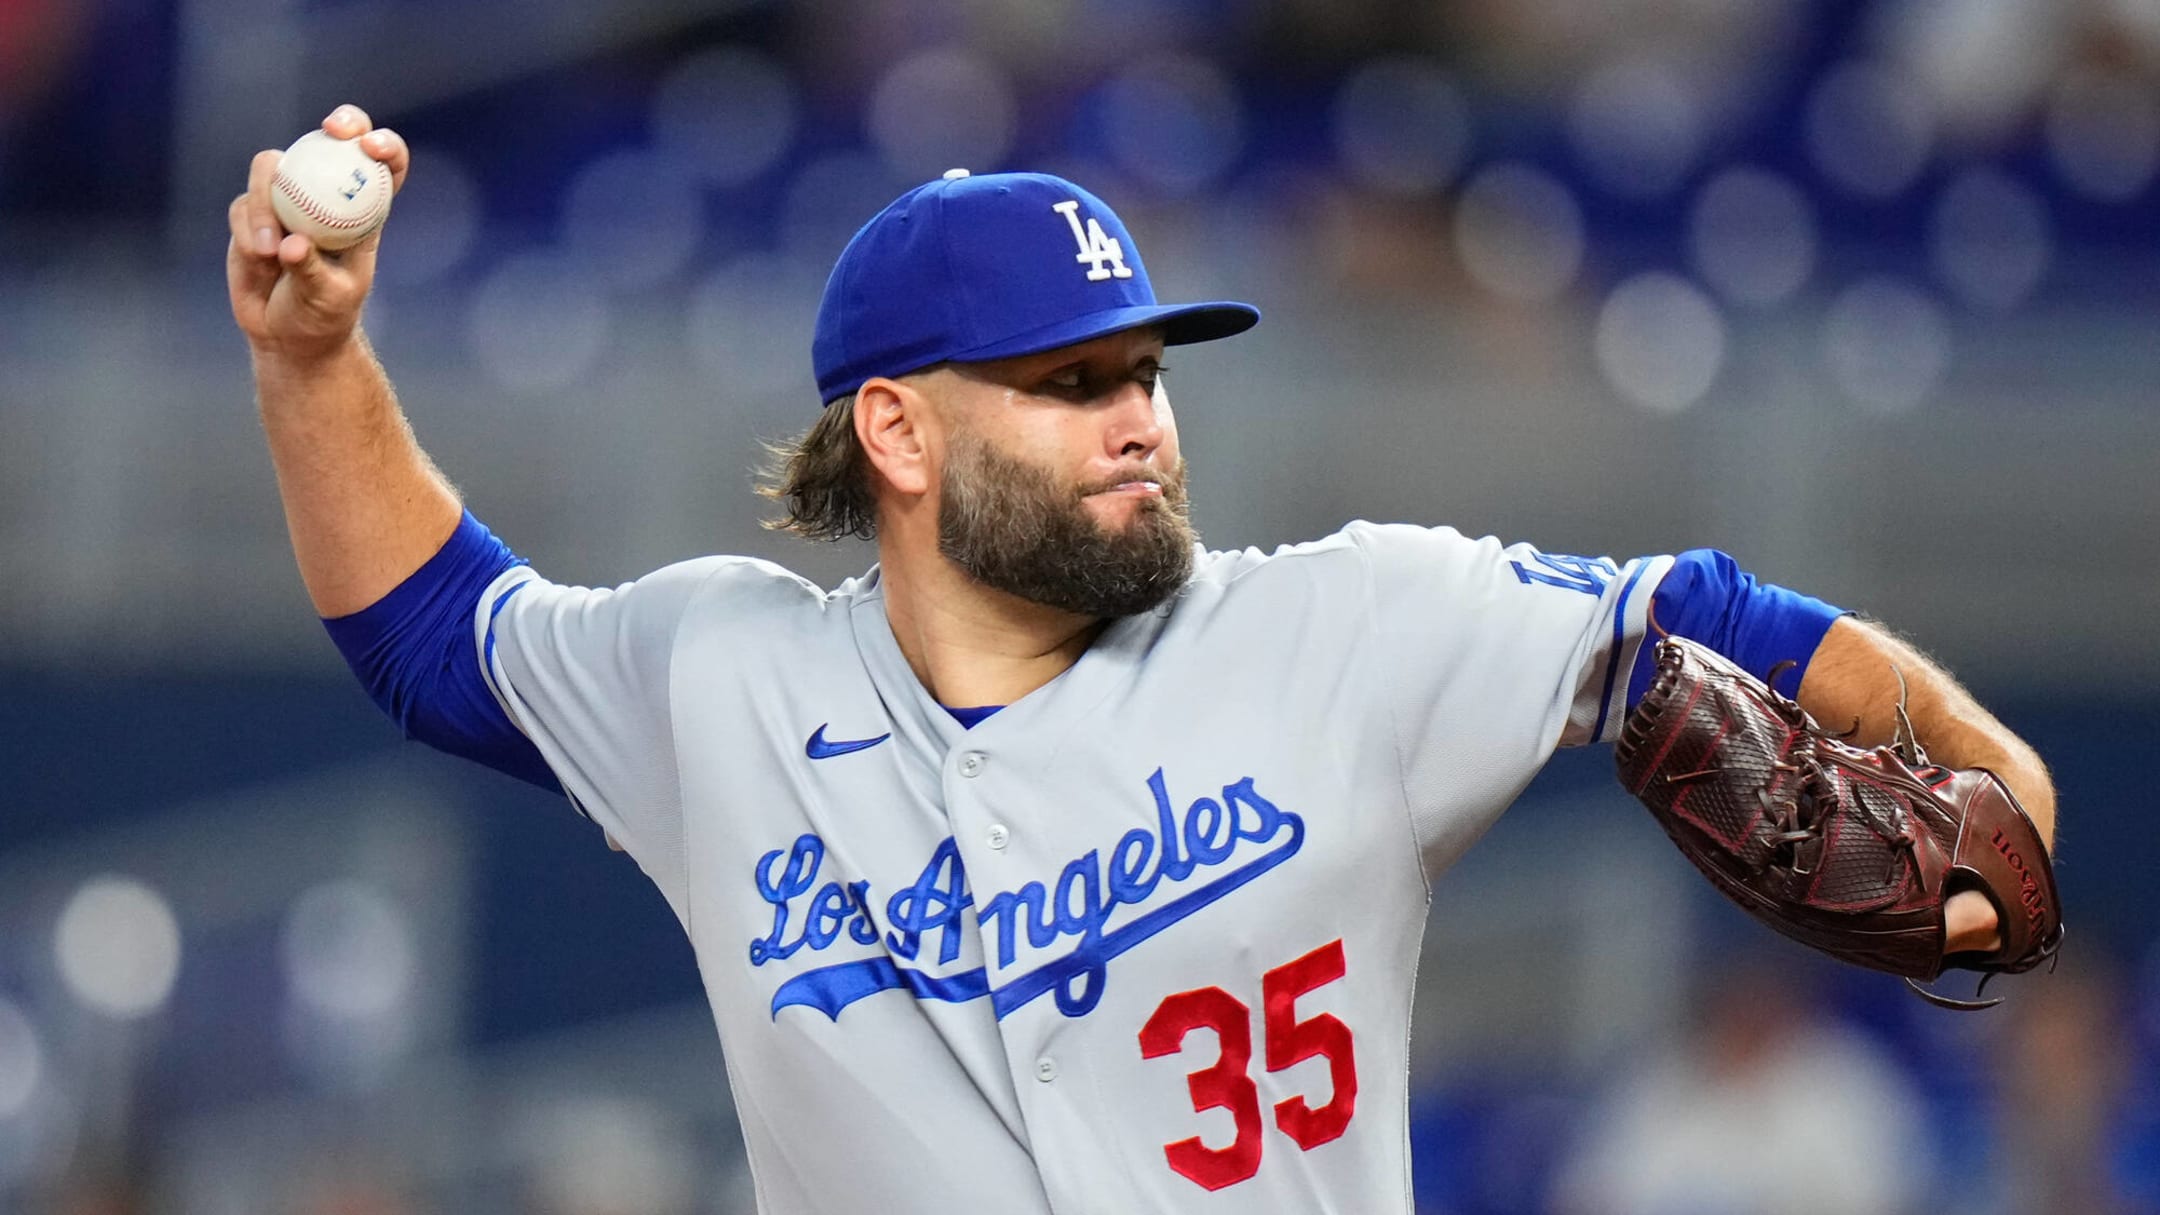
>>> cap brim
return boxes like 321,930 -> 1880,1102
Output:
948,300 -> 1260,365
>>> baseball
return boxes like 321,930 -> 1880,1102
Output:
270,129 -> 393,251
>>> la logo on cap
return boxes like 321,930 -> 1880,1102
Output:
1052,200 -> 1133,282
810,169 -> 1258,403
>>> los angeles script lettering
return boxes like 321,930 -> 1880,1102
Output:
747,767 -> 1305,1021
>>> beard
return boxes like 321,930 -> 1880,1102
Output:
937,434 -> 1198,619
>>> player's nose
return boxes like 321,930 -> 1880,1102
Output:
1103,379 -> 1165,459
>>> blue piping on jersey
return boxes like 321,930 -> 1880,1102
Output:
944,704 -> 1004,729
483,578 -> 528,675
321,510 -> 560,792
1588,559 -> 1653,744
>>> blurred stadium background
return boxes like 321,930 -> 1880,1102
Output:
3,0 -> 2158,1210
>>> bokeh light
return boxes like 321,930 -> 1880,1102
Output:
1567,56 -> 1705,199
1332,57 -> 1473,197
280,880 -> 417,1021
1687,167 -> 1818,307
779,151 -> 909,262
1929,167 -> 2052,311
561,149 -> 706,293
2044,67 -> 2160,202
521,1097 -> 696,1215
1880,0 -> 2064,139
468,252 -> 613,393
1822,277 -> 1952,414
867,47 -> 1018,181
1804,60 -> 1936,197
374,145 -> 481,289
54,875 -> 182,1019
686,253 -> 825,401
1100,54 -> 1246,195
0,997 -> 42,1118
1594,272 -> 1727,415
1453,163 -> 1586,302
649,46 -> 800,188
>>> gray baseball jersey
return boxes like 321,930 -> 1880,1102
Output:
475,521 -> 1676,1213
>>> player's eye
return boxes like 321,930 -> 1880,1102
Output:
1039,361 -> 1166,398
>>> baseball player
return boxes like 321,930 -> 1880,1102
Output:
227,106 -> 2056,1213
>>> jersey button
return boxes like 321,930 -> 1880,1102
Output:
958,752 -> 986,778
1035,1057 -> 1057,1083
986,824 -> 1009,850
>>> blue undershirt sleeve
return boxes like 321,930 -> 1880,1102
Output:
1624,549 -> 1848,709
320,511 -> 562,792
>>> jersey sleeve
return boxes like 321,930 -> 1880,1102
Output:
1343,523 -> 1843,874
1345,523 -> 1672,869
474,557 -> 736,919
1351,522 -> 1667,738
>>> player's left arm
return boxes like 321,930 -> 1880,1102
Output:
1631,549 -> 2051,957
1795,616 -> 2055,955
1796,617 -> 2055,845
1647,552 -> 2055,842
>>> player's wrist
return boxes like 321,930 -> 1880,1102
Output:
249,326 -> 371,379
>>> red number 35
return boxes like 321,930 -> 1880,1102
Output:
1136,939 -> 1358,1191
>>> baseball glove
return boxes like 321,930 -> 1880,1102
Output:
1614,635 -> 2062,1009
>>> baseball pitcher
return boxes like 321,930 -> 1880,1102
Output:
227,106 -> 2060,1213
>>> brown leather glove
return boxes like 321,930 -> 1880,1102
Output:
1614,635 -> 2062,1009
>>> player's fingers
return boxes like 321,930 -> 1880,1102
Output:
1943,888 -> 2004,955
357,127 -> 410,193
321,103 -> 373,141
226,194 -> 282,297
280,228 -> 372,281
277,231 -> 342,295
227,193 -> 257,253
243,148 -> 286,257
227,193 -> 278,275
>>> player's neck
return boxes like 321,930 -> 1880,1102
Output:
877,542 -> 1107,709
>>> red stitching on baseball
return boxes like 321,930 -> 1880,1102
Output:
273,162 -> 390,229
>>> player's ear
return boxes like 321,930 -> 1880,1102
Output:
855,375 -> 935,499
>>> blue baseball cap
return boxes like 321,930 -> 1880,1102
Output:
812,170 -> 1260,403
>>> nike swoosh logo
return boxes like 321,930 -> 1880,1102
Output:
806,724 -> 892,760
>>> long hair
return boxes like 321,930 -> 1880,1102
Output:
756,393 -> 878,541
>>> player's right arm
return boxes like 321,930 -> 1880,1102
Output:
226,103 -> 459,618
228,106 -> 712,914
